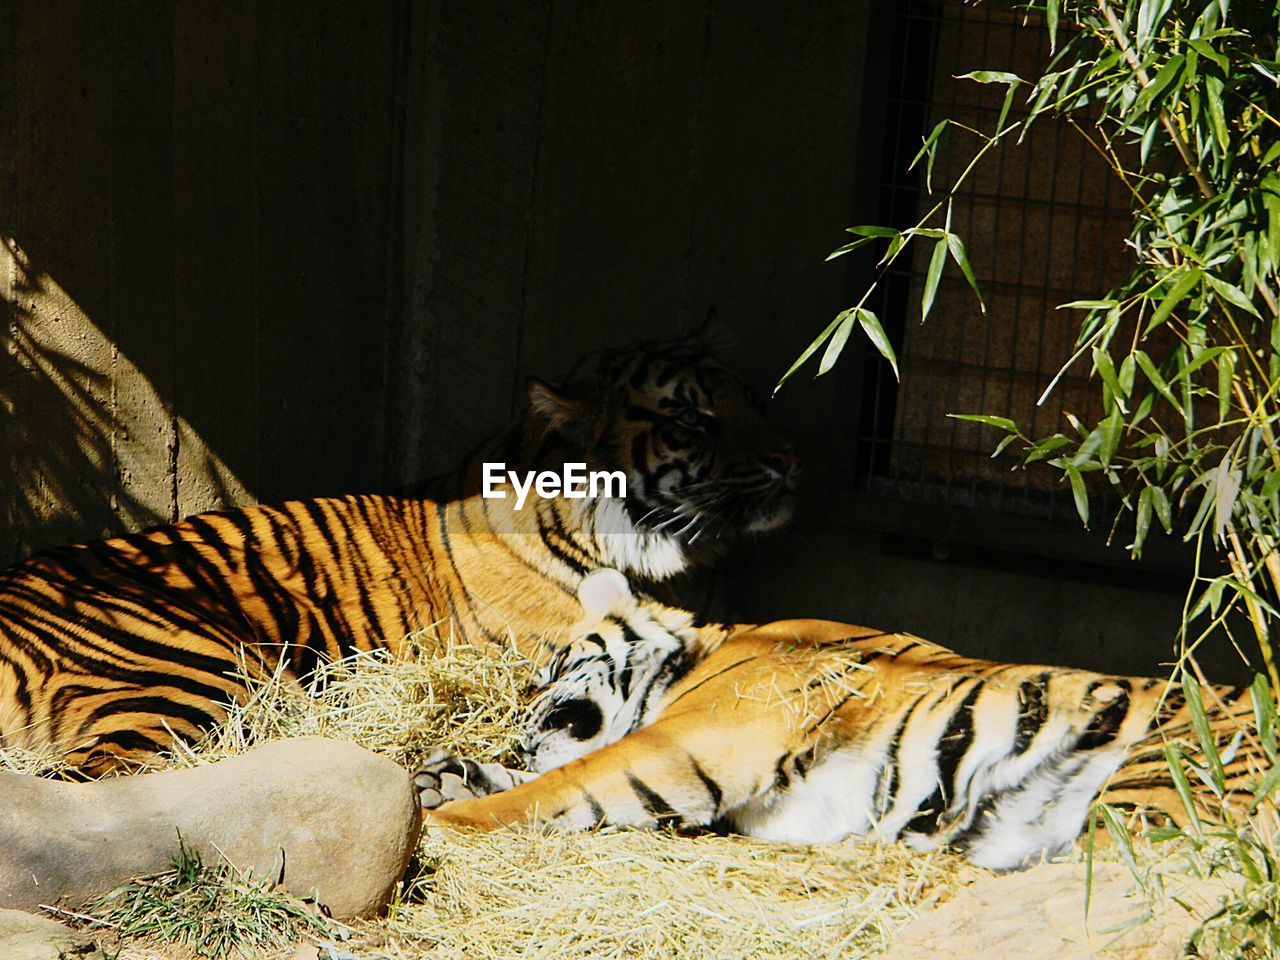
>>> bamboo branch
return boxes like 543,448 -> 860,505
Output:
1097,0 -> 1215,201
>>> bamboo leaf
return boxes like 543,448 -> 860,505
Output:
1252,674 -> 1277,764
922,238 -> 949,323
818,312 -> 857,376
1065,463 -> 1089,527
846,225 -> 900,238
1131,54 -> 1184,115
1093,347 -> 1128,412
1204,74 -> 1228,153
957,70 -> 1021,85
1098,804 -> 1142,883
1135,351 -> 1185,415
1150,485 -> 1171,532
857,308 -> 899,380
1182,673 -> 1226,795
1099,406 -> 1123,468
1134,486 -> 1153,554
1144,268 -> 1202,334
824,236 -> 877,261
1217,349 -> 1235,422
774,312 -> 845,394
1206,274 -> 1262,318
910,120 -> 949,192
1163,743 -> 1203,840
948,413 -> 1018,432
946,233 -> 985,313
1060,299 -> 1120,310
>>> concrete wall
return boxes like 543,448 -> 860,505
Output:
1,0 -> 406,561
0,1 -> 1227,679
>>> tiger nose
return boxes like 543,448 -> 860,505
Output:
760,447 -> 795,476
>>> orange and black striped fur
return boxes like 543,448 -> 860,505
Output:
419,572 -> 1265,871
0,327 -> 796,772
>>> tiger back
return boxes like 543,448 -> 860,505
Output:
0,328 -> 796,772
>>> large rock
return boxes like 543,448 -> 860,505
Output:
0,908 -> 105,959
0,738 -> 420,919
880,862 -> 1234,960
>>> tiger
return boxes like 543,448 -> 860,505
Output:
417,569 -> 1266,872
0,323 -> 797,773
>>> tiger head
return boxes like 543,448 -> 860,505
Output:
520,568 -> 697,773
526,317 -> 799,578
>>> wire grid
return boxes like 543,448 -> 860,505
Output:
853,0 -> 1133,523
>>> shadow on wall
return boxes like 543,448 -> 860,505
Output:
1,235 -> 248,565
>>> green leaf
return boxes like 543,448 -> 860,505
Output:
825,236 -> 877,261
909,120 -> 948,172
857,308 -> 899,381
1098,804 -> 1141,883
946,233 -> 985,313
910,120 -> 949,191
1217,349 -> 1234,422
1134,487 -> 1153,554
1150,485 -> 1171,532
1135,351 -> 1185,415
947,413 -> 1018,432
774,312 -> 844,394
1187,38 -> 1228,73
1206,274 -> 1262,318
1163,743 -> 1203,840
991,434 -> 1019,458
1118,354 -> 1137,397
1059,299 -> 1119,310
1065,463 -> 1089,527
1204,74 -> 1228,153
818,311 -> 857,376
922,238 -> 948,323
1144,268 -> 1202,334
1131,54 -> 1184,115
956,70 -> 1021,85
997,81 -> 1020,133
958,67 -> 1024,136
846,225 -> 900,238
1250,764 -> 1280,812
1251,674 -> 1277,764
1099,406 -> 1123,468
1045,0 -> 1060,51
1183,673 -> 1226,795
1026,434 -> 1072,463
1093,347 -> 1128,412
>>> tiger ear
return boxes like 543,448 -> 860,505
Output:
684,305 -> 731,353
527,376 -> 584,429
577,568 -> 633,621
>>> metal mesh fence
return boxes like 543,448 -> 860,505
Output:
852,0 -> 1133,523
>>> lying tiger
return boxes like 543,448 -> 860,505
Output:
418,570 -> 1266,871
0,324 -> 794,772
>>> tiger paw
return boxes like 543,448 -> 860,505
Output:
413,750 -> 531,809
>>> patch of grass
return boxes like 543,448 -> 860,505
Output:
85,839 -> 330,960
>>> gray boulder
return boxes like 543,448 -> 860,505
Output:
0,908 -> 104,960
0,737 -> 420,919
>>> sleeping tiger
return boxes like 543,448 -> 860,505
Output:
0,324 -> 795,772
418,570 -> 1265,871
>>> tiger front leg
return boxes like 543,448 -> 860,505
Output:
422,632 -> 845,834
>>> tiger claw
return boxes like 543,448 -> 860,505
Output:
413,751 -> 531,809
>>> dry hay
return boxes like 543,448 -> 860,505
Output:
384,828 -> 981,960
